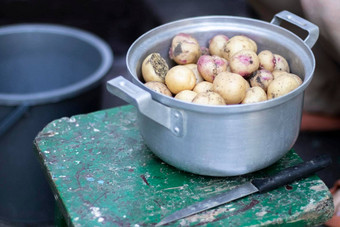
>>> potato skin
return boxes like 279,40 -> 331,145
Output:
229,50 -> 259,77
165,65 -> 196,94
242,87 -> 267,104
212,72 -> 248,104
208,34 -> 229,58
224,35 -> 257,60
192,92 -> 226,105
197,55 -> 229,82
142,53 -> 169,83
169,33 -> 201,65
274,54 -> 290,72
258,50 -> 275,72
193,81 -> 213,93
184,63 -> 204,84
267,74 -> 301,99
175,90 -> 197,102
144,81 -> 172,97
249,69 -> 274,92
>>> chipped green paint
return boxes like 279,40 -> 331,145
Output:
34,105 -> 334,226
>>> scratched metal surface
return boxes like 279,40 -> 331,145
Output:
34,105 -> 334,226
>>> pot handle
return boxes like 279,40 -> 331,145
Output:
0,103 -> 29,137
271,10 -> 319,48
106,76 -> 184,137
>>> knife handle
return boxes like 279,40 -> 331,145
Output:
251,155 -> 332,193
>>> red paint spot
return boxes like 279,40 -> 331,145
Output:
285,185 -> 293,190
140,174 -> 150,186
128,168 -> 134,172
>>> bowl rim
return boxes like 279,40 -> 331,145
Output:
0,23 -> 113,106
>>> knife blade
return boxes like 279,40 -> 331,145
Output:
156,155 -> 332,226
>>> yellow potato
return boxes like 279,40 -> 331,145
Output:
212,72 -> 248,104
208,34 -> 229,58
193,81 -> 213,93
144,81 -> 172,97
229,50 -> 259,77
274,54 -> 290,72
224,35 -> 257,60
242,87 -> 267,104
141,53 -> 169,83
174,90 -> 197,102
183,63 -> 204,84
267,74 -> 302,99
165,65 -> 196,94
192,92 -> 226,105
258,50 -> 275,72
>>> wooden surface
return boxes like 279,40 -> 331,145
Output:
34,105 -> 334,226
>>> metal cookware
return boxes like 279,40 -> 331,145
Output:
107,11 -> 319,176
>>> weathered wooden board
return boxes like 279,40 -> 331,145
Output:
34,105 -> 334,226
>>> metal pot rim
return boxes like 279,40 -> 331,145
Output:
127,14 -> 316,114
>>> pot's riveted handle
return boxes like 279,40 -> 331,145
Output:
106,76 -> 184,137
271,10 -> 319,48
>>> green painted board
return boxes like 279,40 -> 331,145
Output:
34,105 -> 334,226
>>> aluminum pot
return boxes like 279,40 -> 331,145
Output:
107,11 -> 319,176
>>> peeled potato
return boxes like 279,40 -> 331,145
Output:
165,65 -> 196,94
242,87 -> 267,104
144,81 -> 172,97
141,53 -> 169,83
212,72 -> 248,104
175,90 -> 197,102
193,81 -> 213,93
192,92 -> 226,105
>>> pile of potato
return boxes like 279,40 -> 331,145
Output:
141,33 -> 302,106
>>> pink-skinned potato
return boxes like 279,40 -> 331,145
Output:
197,55 -> 229,82
249,69 -> 274,92
229,50 -> 259,77
274,54 -> 290,72
169,33 -> 201,65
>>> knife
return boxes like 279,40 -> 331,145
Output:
156,155 -> 332,226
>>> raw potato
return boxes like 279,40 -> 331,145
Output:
249,69 -> 274,92
242,87 -> 267,104
192,92 -> 226,105
267,74 -> 302,99
144,81 -> 172,97
212,72 -> 248,104
224,35 -> 257,60
165,65 -> 196,94
142,53 -> 169,83
274,54 -> 290,72
229,50 -> 259,77
209,34 -> 229,58
197,55 -> 229,82
272,70 -> 288,79
258,50 -> 275,71
184,64 -> 204,84
175,90 -> 197,102
169,33 -> 201,65
193,81 -> 213,93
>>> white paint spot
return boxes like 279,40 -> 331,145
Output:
93,128 -> 100,132
98,217 -> 104,222
97,180 -> 104,184
90,207 -> 102,218
86,177 -> 95,182
44,150 -> 50,154
256,211 -> 267,217
74,217 -> 79,221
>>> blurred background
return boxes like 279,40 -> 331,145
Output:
0,0 -> 339,226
